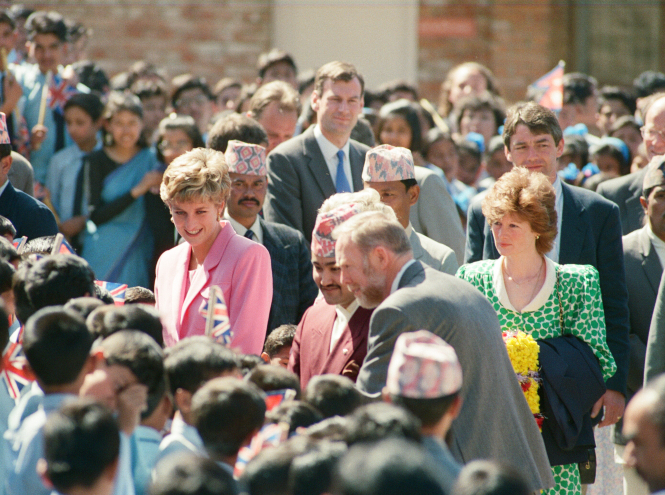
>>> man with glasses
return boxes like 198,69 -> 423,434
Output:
170,74 -> 215,140
599,93 -> 665,234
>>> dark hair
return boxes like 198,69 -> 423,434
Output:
562,72 -> 598,106
377,99 -> 422,153
155,114 -> 204,162
503,101 -> 563,150
207,113 -> 268,152
266,400 -> 324,436
25,11 -> 67,42
0,12 -> 16,30
345,403 -> 421,446
171,74 -> 213,107
0,300 -> 9,352
301,416 -> 350,442
12,258 -> 34,325
0,215 -> 17,240
303,375 -> 363,419
8,6 -> 34,23
452,460 -> 531,495
610,115 -> 641,136
288,440 -> 347,495
590,141 -> 631,176
351,117 -> 376,148
240,353 -> 265,377
43,399 -> 120,492
103,91 -> 147,148
124,286 -> 155,305
213,77 -> 242,97
191,377 -> 266,458
264,324 -> 296,358
128,61 -> 167,86
23,306 -> 93,386
633,71 -> 665,99
85,304 -> 115,338
377,80 -> 419,102
0,237 -> 19,265
314,61 -> 364,98
100,304 -> 164,347
71,60 -> 109,96
297,69 -> 316,95
390,392 -> 458,428
598,86 -> 637,116
64,92 -> 105,122
150,453 -> 238,495
100,330 -> 165,417
331,438 -> 445,495
0,258 -> 14,293
93,284 -> 115,305
257,48 -> 297,79
246,364 -> 301,399
131,78 -> 168,102
64,296 -> 106,320
164,336 -> 239,395
454,92 -> 506,134
24,254 -> 96,312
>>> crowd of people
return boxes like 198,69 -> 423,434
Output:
3,5 -> 665,495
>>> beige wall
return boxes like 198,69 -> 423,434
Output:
272,0 -> 418,91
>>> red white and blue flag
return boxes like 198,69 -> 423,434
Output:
48,74 -> 78,115
199,285 -> 233,345
1,341 -> 35,401
12,236 -> 27,253
529,61 -> 565,111
94,280 -> 127,306
234,422 -> 288,477
51,233 -> 76,256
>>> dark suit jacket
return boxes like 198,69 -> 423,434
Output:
356,261 -> 554,491
261,218 -> 318,333
465,181 -> 630,395
263,126 -> 369,243
0,181 -> 58,239
597,168 -> 647,235
288,298 -> 372,389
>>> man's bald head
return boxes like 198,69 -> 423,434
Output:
642,93 -> 665,160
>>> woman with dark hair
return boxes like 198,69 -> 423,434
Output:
454,92 -> 506,149
377,99 -> 424,163
155,114 -> 205,166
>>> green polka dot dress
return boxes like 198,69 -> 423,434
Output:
457,258 -> 616,495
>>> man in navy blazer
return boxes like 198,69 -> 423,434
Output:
465,102 -> 630,427
263,61 -> 368,244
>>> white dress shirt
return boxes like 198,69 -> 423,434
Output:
546,176 -> 564,263
313,124 -> 353,191
224,214 -> 264,245
330,299 -> 360,352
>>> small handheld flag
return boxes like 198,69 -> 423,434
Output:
94,280 -> 127,306
51,233 -> 76,256
1,341 -> 35,401
12,236 -> 27,254
529,61 -> 565,111
199,285 -> 233,345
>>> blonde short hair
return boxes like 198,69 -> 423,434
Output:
160,148 -> 231,206
481,167 -> 557,255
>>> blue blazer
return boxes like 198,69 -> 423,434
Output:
0,181 -> 58,240
465,181 -> 630,395
261,218 -> 318,333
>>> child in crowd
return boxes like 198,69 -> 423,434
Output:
156,336 -> 240,463
261,323 -> 296,368
45,93 -> 103,242
131,79 -> 168,145
0,215 -> 15,242
124,286 -> 156,305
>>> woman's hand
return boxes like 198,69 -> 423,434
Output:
592,389 -> 626,427
131,170 -> 163,198
30,124 -> 47,150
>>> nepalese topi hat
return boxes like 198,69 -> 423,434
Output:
362,144 -> 415,182
311,203 -> 363,258
224,140 -> 267,176
0,113 -> 9,145
644,155 -> 665,191
386,330 -> 463,399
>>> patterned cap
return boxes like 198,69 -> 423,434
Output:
225,140 -> 267,176
386,330 -> 463,398
0,113 -> 9,145
644,155 -> 665,191
311,203 -> 362,258
362,144 -> 415,182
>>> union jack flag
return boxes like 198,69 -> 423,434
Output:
1,341 -> 35,401
529,61 -> 565,112
94,280 -> 127,306
48,74 -> 77,115
234,422 -> 288,477
199,285 -> 233,345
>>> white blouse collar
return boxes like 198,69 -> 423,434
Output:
493,256 -> 557,313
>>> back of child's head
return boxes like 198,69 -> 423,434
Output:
0,12 -> 16,30
0,215 -> 16,240
99,330 -> 164,402
246,364 -> 301,399
303,375 -> 363,419
42,398 -> 120,494
150,453 -> 238,495
12,258 -> 34,325
24,254 -> 96,312
263,324 -> 296,358
93,284 -> 115,305
344,402 -> 421,447
0,237 -> 19,265
64,297 -> 107,321
23,306 -> 93,387
191,376 -> 266,460
452,460 -> 531,495
164,336 -> 240,396
86,304 -> 116,339
71,60 -> 110,96
124,286 -> 155,305
266,400 -> 323,436
288,440 -> 347,495
25,11 -> 67,42
64,92 -> 105,122
99,304 -> 164,347
240,353 -> 264,377
0,258 -> 15,294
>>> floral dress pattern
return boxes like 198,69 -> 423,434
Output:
457,258 -> 616,495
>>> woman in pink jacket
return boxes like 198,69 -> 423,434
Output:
155,147 -> 272,353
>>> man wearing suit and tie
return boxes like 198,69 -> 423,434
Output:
465,102 -> 630,428
223,140 -> 318,333
263,61 -> 369,243
598,93 -> 665,235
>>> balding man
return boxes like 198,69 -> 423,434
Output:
333,211 -> 554,492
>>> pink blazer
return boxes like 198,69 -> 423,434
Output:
155,221 -> 273,354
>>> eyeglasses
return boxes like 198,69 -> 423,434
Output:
158,140 -> 191,153
641,126 -> 665,141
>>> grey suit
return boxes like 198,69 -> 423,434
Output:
264,126 -> 369,243
410,166 -> 465,266
356,261 -> 554,492
597,168 -> 647,235
409,227 -> 458,275
644,250 -> 665,383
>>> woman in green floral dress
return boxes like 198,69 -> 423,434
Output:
457,167 -> 616,495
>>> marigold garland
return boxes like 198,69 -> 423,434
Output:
502,330 -> 544,429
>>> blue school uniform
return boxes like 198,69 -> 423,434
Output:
155,415 -> 204,464
130,425 -> 162,495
